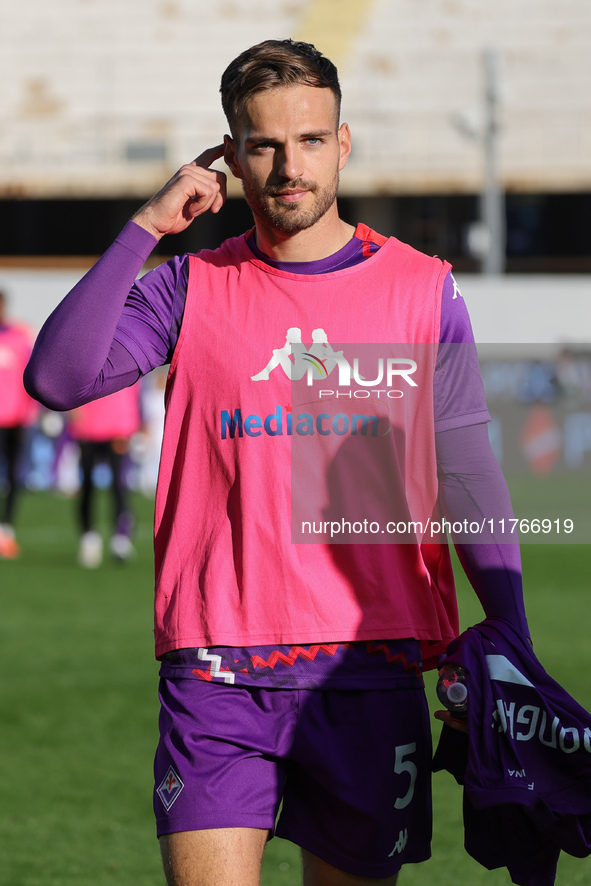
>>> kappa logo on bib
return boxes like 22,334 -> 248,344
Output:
251,327 -> 349,383
157,766 -> 185,810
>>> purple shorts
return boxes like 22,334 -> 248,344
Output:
154,678 -> 432,878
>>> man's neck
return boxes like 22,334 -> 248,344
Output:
253,210 -> 356,263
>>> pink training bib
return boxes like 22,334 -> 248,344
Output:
154,228 -> 458,668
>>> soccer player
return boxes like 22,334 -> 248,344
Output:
25,39 -> 529,886
0,289 -> 37,558
67,384 -> 141,567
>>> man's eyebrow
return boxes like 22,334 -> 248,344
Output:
300,129 -> 334,138
244,135 -> 277,146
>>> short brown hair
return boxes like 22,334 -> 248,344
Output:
220,39 -> 341,136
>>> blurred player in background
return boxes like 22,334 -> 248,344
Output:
0,289 -> 37,558
24,39 -> 530,886
67,384 -> 141,568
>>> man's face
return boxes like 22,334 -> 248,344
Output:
224,84 -> 351,235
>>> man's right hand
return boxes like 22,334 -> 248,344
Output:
132,145 -> 227,240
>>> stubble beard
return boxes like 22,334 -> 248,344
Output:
242,173 -> 340,235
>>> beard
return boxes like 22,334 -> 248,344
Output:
242,173 -> 339,234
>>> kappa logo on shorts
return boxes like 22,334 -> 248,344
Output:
388,828 -> 409,856
157,766 -> 185,811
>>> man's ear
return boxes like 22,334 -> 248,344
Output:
337,123 -> 352,172
223,134 -> 242,179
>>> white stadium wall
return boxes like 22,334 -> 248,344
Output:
1,265 -> 589,348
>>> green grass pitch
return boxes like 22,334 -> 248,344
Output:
1,490 -> 590,885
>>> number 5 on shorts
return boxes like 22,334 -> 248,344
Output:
393,742 -> 418,809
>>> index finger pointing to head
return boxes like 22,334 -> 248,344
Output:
193,144 -> 226,169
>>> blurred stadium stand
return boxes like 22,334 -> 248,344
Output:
1,0 -> 591,271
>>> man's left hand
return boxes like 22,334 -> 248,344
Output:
434,709 -> 468,733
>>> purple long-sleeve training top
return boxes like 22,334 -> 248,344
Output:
24,220 -> 529,638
